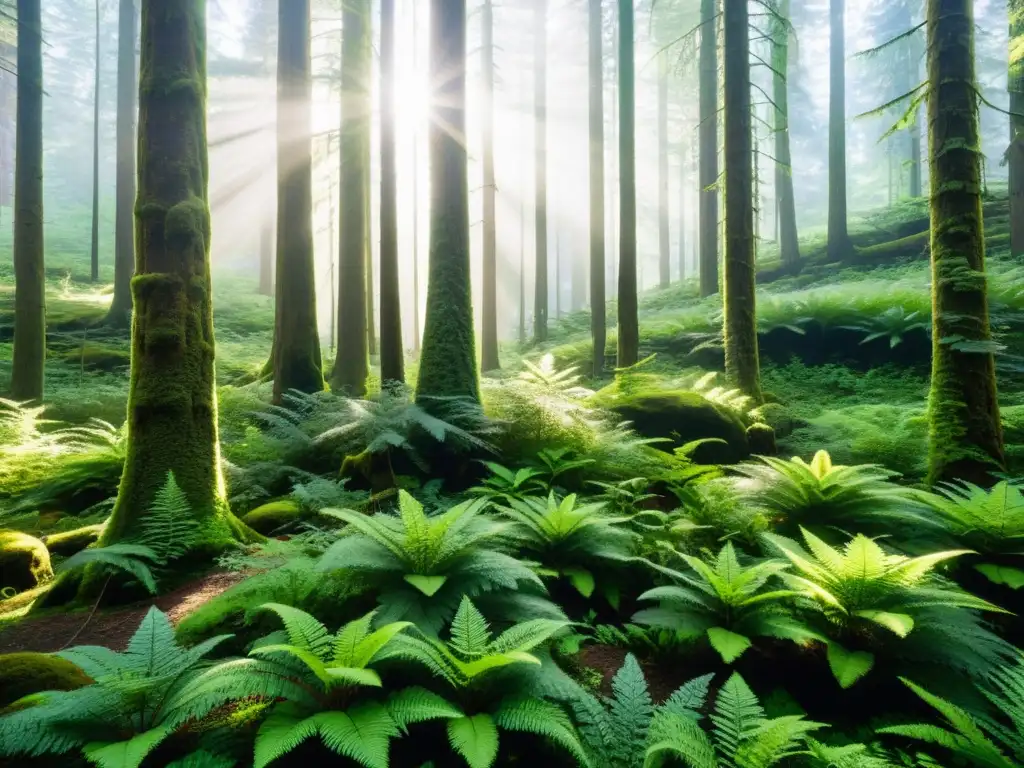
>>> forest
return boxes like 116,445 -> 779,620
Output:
0,0 -> 1022,765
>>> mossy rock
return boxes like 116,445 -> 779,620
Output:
60,343 -> 131,372
746,423 -> 778,456
41,524 -> 105,558
0,652 -> 92,710
609,390 -> 750,464
240,499 -> 304,535
0,531 -> 53,592
754,402 -> 801,439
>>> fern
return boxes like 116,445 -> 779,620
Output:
317,490 -> 548,633
530,447 -> 597,491
467,461 -> 547,503
136,472 -> 200,563
0,607 -> 232,768
56,543 -> 161,595
633,542 -> 817,663
767,528 -> 1014,688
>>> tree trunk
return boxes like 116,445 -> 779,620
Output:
589,0 -> 606,377
1010,0 -> 1024,257
11,0 -> 45,402
90,0 -> 101,284
827,0 -> 850,260
533,0 -> 548,343
416,0 -> 479,409
106,0 -> 138,327
379,0 -> 405,383
722,0 -> 761,402
272,0 -> 323,402
102,0 -> 242,551
616,0 -> 638,368
908,21 -> 924,199
773,0 -> 800,266
678,134 -> 686,281
480,0 -> 499,371
366,171 -> 377,358
331,0 -> 371,396
658,53 -> 670,288
698,0 -> 719,297
926,0 -> 1005,485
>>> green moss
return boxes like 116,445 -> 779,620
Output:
746,423 -> 777,455
606,389 -> 750,463
41,524 -> 104,558
240,499 -> 304,535
60,343 -> 131,372
0,652 -> 92,710
0,531 -> 53,592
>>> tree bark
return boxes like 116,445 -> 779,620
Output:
106,0 -> 139,327
11,0 -> 45,402
616,0 -> 638,368
533,0 -> 548,343
90,0 -> 101,284
698,0 -> 719,297
658,52 -> 670,289
827,0 -> 850,260
773,0 -> 800,266
589,0 -> 606,377
331,0 -> 371,395
102,0 -> 242,551
480,0 -> 499,371
1009,0 -> 1024,256
416,0 -> 479,409
926,0 -> 1005,484
379,0 -> 405,383
722,0 -> 761,402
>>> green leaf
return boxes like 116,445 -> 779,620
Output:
853,610 -> 915,637
827,643 -> 874,689
324,666 -> 384,688
562,567 -> 595,598
404,574 -> 448,597
83,725 -> 175,768
448,714 -> 499,768
706,627 -> 752,664
975,563 -> 1024,589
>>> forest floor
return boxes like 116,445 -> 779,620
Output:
0,570 -> 244,653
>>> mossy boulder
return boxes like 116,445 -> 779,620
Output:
0,652 -> 92,710
746,423 -> 778,456
608,390 -> 750,464
0,531 -> 53,592
240,499 -> 304,535
41,524 -> 105,558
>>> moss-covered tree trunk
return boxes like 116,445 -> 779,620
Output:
616,0 -> 639,368
1010,0 -> 1024,257
772,0 -> 800,266
658,52 -> 670,289
722,0 -> 761,402
379,0 -> 405,384
533,0 -> 548,344
11,0 -> 45,403
827,0 -> 850,261
416,0 -> 479,409
926,0 -> 1005,484
102,0 -> 240,550
271,0 -> 323,402
480,0 -> 499,372
698,0 -> 719,298
589,0 -> 606,378
331,0 -> 371,396
90,0 -> 101,285
105,0 -> 138,327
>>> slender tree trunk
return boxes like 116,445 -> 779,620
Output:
416,0 -> 480,408
332,0 -> 371,395
926,0 -> 1004,485
827,0 -> 850,260
102,0 -> 243,551
258,221 -> 273,295
589,0 -> 606,377
773,0 -> 800,266
722,0 -> 761,402
90,0 -> 101,284
616,0 -> 638,367
1010,0 -> 1024,256
11,0 -> 45,402
908,22 -> 924,199
555,228 -> 561,318
678,134 -> 686,281
366,172 -> 377,357
480,0 -> 499,371
412,0 -> 421,353
533,0 -> 548,343
658,52 -> 670,288
698,0 -> 719,297
106,0 -> 138,327
272,0 -> 323,401
379,0 -> 405,383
